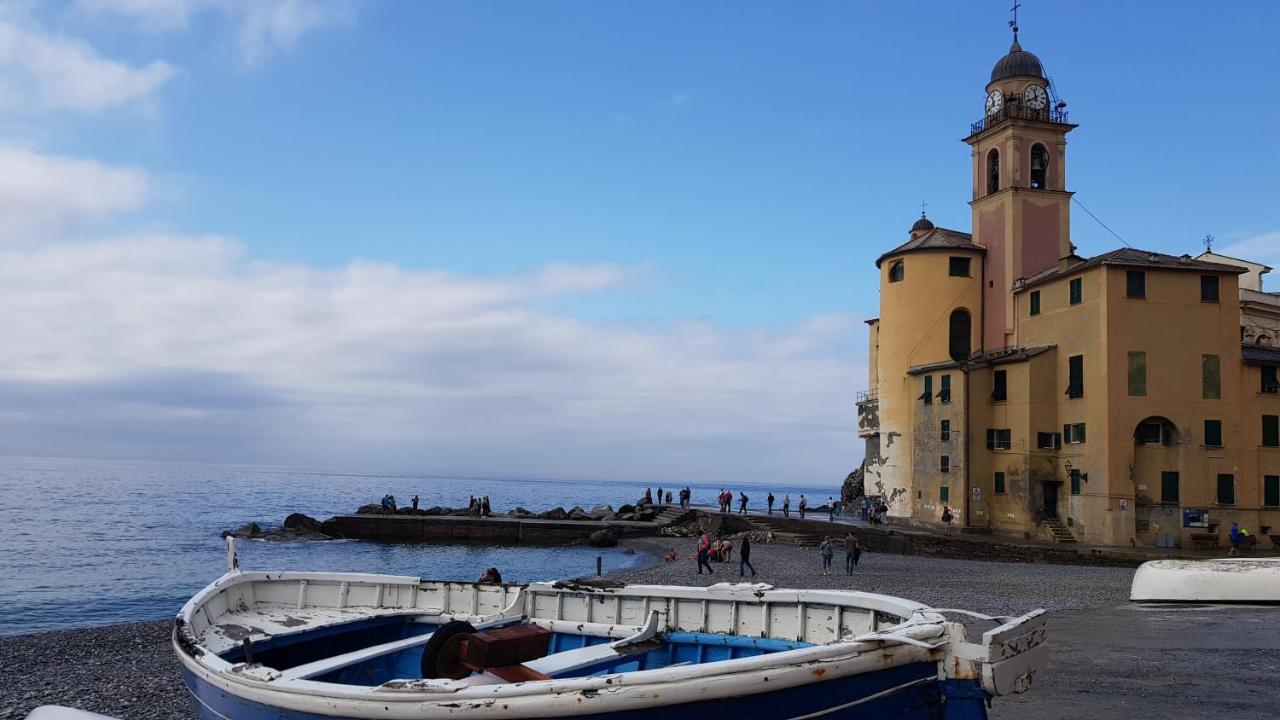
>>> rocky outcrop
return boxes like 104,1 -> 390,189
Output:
841,464 -> 865,512
541,507 -> 569,520
587,528 -> 618,547
283,513 -> 322,532
223,515 -> 332,541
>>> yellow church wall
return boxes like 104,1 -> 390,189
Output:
908,369 -> 968,526
1240,364 -> 1280,538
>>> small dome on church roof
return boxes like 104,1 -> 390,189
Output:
910,213 -> 935,233
990,38 -> 1045,82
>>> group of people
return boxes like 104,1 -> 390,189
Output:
692,532 -> 756,577
859,497 -> 890,524
468,495 -> 491,516
644,486 -> 683,507
818,533 -> 863,576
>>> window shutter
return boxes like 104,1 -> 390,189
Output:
986,429 -> 995,450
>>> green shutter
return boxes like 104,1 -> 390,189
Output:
1030,291 -> 1040,316
1204,420 -> 1222,448
1160,471 -> 1179,504
1216,474 -> 1235,505
1264,415 -> 1280,447
940,486 -> 950,502
994,472 -> 1006,494
1202,354 -> 1221,399
1265,476 -> 1280,507
1127,352 -> 1147,396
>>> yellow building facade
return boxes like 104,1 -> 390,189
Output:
857,34 -> 1280,547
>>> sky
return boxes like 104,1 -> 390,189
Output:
1,1 -> 1277,484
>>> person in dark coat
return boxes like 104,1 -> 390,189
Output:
739,536 -> 757,577
767,493 -> 775,515
843,532 -> 862,575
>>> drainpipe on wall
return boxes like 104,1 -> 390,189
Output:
964,367 -> 972,529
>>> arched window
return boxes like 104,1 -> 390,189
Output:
1259,334 -> 1273,347
987,149 -> 1000,194
1134,417 -> 1178,447
948,309 -> 972,362
889,261 -> 904,283
1030,144 -> 1048,189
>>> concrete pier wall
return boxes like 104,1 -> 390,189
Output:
321,514 -> 658,544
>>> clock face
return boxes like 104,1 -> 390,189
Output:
985,89 -> 1004,116
1023,84 -> 1048,110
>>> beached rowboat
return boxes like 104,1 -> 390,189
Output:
172,539 -> 1048,719
1130,558 -> 1280,603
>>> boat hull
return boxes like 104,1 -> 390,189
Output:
180,661 -> 975,719
1130,558 -> 1280,603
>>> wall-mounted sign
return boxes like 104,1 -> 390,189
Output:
971,487 -> 981,502
1119,499 -> 1127,511
1183,509 -> 1209,528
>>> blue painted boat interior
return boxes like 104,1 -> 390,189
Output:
218,617 -> 814,687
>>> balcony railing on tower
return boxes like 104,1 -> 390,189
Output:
969,104 -> 1070,136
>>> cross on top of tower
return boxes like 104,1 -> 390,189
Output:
1009,1 -> 1021,40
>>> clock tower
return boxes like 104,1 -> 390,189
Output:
964,28 -> 1077,351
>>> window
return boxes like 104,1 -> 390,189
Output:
1200,275 -> 1219,303
1066,355 -> 1084,398
889,261 -> 904,283
987,149 -> 999,194
1126,270 -> 1146,299
1266,475 -> 1280,507
1204,419 -> 1222,448
1064,423 -> 1086,444
940,485 -> 950,502
1264,415 -> 1280,447
1161,471 -> 1179,504
940,456 -> 950,474
1216,474 -> 1235,505
920,375 -> 933,405
1037,432 -> 1061,450
939,374 -> 952,404
949,257 -> 972,277
994,472 -> 1006,494
1138,421 -> 1164,445
1202,354 -> 1220,400
948,309 -> 972,362
1068,277 -> 1082,305
1030,144 -> 1048,189
986,428 -> 1012,450
1029,290 -> 1041,316
1069,469 -> 1082,495
1263,366 -> 1279,393
940,420 -> 951,442
1128,352 -> 1147,396
992,369 -> 1008,402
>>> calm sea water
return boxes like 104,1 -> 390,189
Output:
0,456 -> 838,636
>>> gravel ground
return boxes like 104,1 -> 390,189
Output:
2,541 -> 1276,719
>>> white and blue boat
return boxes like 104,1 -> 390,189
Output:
173,539 -> 1048,719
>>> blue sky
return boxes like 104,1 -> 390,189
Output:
0,1 -> 1276,482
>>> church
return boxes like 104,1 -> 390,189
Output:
855,27 -> 1280,547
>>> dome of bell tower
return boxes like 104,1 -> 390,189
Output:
990,37 -> 1045,82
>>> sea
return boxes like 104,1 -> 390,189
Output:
0,455 -> 839,636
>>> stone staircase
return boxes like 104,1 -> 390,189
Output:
1044,518 -> 1076,543
653,506 -> 694,527
743,515 -> 833,547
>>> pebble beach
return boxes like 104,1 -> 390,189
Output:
2,540 -> 1275,719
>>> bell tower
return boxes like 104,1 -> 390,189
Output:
964,19 -> 1076,351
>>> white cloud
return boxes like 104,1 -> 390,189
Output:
1218,230 -> 1280,276
0,16 -> 177,113
0,145 -> 149,238
0,235 -> 864,482
74,0 -> 356,65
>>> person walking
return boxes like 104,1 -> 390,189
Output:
860,497 -> 871,521
767,493 -> 775,515
696,533 -> 714,575
819,537 -> 834,575
828,496 -> 836,522
739,535 -> 757,577
799,494 -> 808,520
411,495 -> 419,511
738,492 -> 749,515
941,505 -> 954,534
843,532 -> 862,575
782,494 -> 791,518
657,486 -> 664,507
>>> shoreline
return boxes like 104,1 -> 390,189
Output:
3,542 -> 1275,720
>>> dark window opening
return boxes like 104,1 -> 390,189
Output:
992,369 -> 1007,402
948,309 -> 972,362
1030,144 -> 1048,189
994,472 -> 1006,494
940,485 -> 950,502
1203,354 -> 1221,400
940,456 -> 950,474
986,428 -> 1012,450
1126,270 -> 1146,299
1264,415 -> 1280,447
940,420 -> 951,442
1036,432 -> 1061,450
1265,475 -> 1280,507
1069,277 -> 1082,305
1161,471 -> 1180,504
1200,275 -> 1220,303
1263,366 -> 1279,394
1029,290 -> 1041,316
1136,419 -> 1176,446
920,375 -> 933,405
949,257 -> 971,277
1128,351 -> 1146,396
1066,355 -> 1084,398
987,149 -> 1000,195
1204,419 -> 1223,448
1064,423 -> 1086,444
1069,469 -> 1082,495
1216,474 -> 1235,505
938,374 -> 952,404
889,260 -> 904,283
